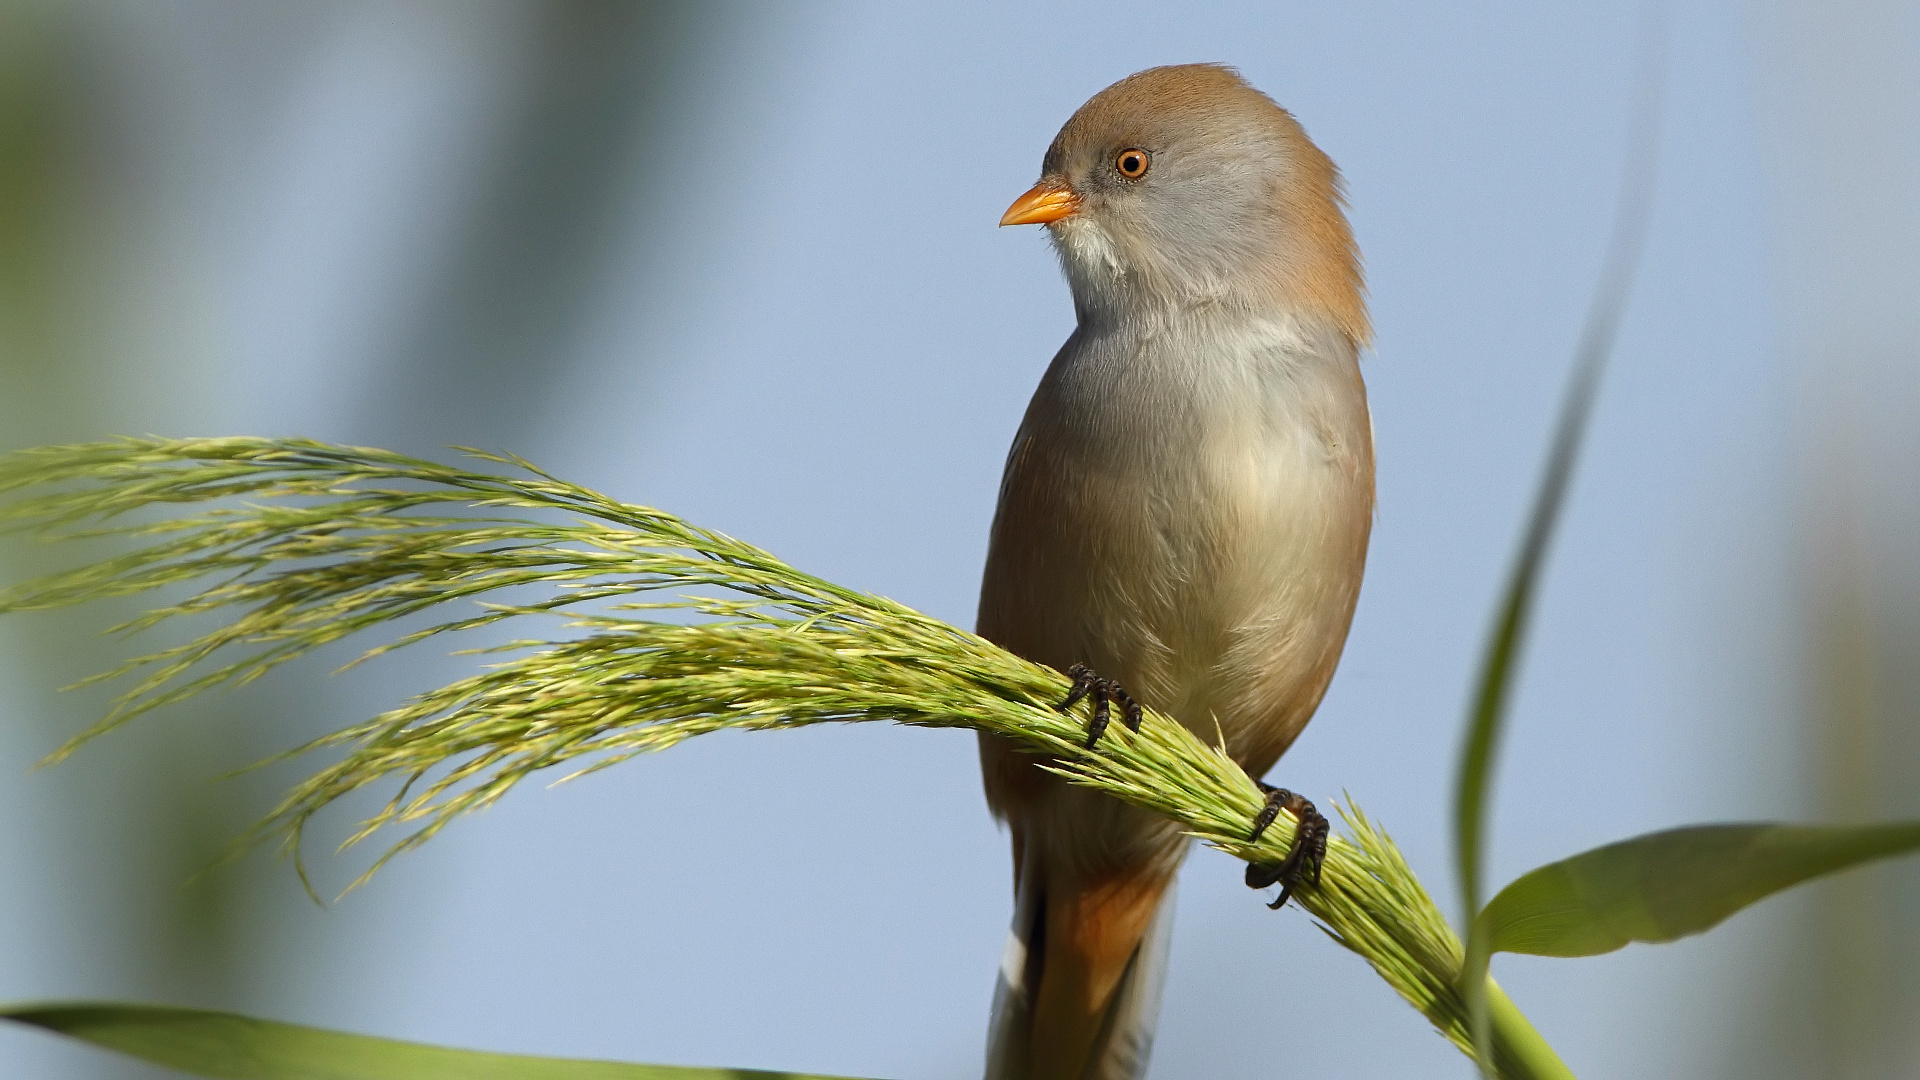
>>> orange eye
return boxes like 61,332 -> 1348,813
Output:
1114,148 -> 1150,179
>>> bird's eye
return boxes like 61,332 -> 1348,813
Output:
1114,148 -> 1150,179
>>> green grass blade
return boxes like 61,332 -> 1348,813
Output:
0,1001 -> 864,1080
1453,17 -> 1666,1073
1452,25 -> 1664,921
1476,822 -> 1920,958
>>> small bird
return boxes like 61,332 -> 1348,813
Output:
976,65 -> 1373,1079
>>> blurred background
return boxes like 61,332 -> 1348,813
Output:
1,1 -> 1916,1077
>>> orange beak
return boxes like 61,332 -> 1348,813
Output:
999,180 -> 1081,226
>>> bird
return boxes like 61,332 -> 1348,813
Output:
975,64 -> 1374,1080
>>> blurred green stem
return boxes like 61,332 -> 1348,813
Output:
1490,981 -> 1577,1080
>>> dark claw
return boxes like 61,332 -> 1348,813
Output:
1244,783 -> 1329,910
1058,663 -> 1095,713
1055,663 -> 1140,750
1087,687 -> 1112,748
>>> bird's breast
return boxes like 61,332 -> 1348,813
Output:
978,314 -> 1373,774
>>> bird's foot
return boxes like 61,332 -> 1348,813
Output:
1056,663 -> 1142,750
1244,782 -> 1329,910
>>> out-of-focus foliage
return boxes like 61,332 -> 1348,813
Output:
2,1001 -> 858,1080
1730,5 -> 1920,1077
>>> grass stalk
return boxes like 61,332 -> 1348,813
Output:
0,436 -> 1571,1077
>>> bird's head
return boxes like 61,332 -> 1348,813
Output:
1002,64 -> 1368,345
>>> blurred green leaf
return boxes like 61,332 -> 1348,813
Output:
1452,22 -> 1665,1074
1477,822 -> 1920,958
1,1001 -> 866,1080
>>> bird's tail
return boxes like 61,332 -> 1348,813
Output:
983,845 -> 1177,1080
